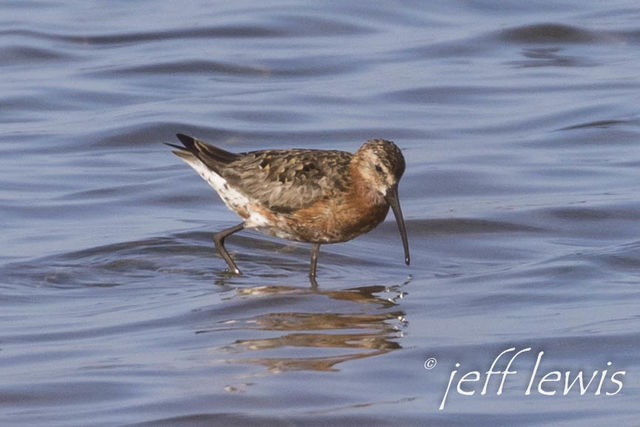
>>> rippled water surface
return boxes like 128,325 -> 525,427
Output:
2,1 -> 640,425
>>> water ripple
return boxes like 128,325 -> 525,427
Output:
2,0 -> 640,425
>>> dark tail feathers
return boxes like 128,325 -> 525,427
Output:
168,133 -> 240,167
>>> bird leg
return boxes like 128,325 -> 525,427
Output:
309,243 -> 321,287
213,222 -> 244,275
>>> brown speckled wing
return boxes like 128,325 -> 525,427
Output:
220,149 -> 353,213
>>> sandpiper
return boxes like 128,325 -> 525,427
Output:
167,133 -> 410,284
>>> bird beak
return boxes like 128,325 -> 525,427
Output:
385,184 -> 410,265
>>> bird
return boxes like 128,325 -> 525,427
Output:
167,133 -> 410,285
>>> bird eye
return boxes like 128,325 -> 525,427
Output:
375,164 -> 383,173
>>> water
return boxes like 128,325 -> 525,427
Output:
2,1 -> 640,425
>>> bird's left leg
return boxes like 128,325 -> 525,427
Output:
309,243 -> 321,287
213,222 -> 245,275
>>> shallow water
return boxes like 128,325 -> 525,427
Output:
2,1 -> 640,425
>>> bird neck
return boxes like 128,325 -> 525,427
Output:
349,164 -> 386,207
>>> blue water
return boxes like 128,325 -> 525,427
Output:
1,1 -> 640,425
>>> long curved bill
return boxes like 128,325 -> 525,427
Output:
385,184 -> 410,265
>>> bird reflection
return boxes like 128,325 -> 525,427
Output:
199,280 -> 409,374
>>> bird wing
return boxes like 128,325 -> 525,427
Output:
221,149 -> 353,213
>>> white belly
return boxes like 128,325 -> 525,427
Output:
180,157 -> 271,228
